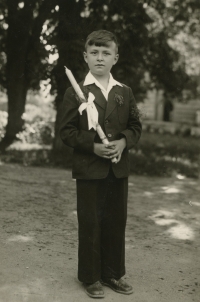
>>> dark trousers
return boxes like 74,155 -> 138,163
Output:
76,169 -> 128,283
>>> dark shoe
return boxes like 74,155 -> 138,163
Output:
84,281 -> 105,298
101,278 -> 133,295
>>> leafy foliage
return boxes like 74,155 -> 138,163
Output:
129,131 -> 200,178
16,121 -> 54,145
0,110 -> 7,139
0,0 -> 199,95
0,0 -> 200,151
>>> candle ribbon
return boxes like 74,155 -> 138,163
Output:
78,92 -> 98,130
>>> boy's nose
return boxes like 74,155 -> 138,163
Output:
97,53 -> 103,61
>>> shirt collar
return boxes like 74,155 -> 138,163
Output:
83,71 -> 123,91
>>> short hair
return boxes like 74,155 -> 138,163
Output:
85,30 -> 118,53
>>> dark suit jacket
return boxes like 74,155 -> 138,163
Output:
60,81 -> 142,179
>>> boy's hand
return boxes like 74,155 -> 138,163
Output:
94,143 -> 113,159
94,138 -> 126,163
105,138 -> 126,163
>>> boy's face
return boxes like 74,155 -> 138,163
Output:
83,41 -> 119,77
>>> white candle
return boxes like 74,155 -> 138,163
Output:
64,66 -> 85,100
64,66 -> 117,163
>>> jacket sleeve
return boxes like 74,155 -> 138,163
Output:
120,87 -> 142,150
59,87 -> 96,153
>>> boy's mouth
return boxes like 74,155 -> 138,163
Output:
95,64 -> 104,66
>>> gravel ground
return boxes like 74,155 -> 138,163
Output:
0,163 -> 199,302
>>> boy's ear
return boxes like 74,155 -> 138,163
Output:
113,54 -> 119,65
83,52 -> 88,63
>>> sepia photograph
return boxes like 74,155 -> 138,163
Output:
0,0 -> 199,301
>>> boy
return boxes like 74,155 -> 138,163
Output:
60,30 -> 142,298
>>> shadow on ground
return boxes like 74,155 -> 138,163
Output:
0,163 -> 199,302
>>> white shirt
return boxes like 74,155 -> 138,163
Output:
83,71 -> 123,101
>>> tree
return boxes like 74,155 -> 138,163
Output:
49,0 -> 89,162
50,0 -> 183,158
0,0 -> 199,154
0,0 -> 57,151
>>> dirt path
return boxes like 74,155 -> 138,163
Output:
0,163 -> 199,302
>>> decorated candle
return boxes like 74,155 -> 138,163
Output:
64,66 -> 85,100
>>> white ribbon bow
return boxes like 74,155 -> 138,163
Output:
78,92 -> 99,130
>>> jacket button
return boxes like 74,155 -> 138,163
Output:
105,120 -> 108,125
108,134 -> 112,138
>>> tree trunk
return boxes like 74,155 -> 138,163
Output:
52,0 -> 87,165
0,1 -> 34,151
0,0 -> 56,152
1,81 -> 28,150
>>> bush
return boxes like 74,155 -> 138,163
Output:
1,148 -> 52,166
129,132 -> 199,178
1,105 -> 199,178
16,121 -> 54,145
0,111 -> 7,139
0,102 -> 55,146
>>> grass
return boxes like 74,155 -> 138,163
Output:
1,131 -> 199,178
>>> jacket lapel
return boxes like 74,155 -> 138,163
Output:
105,86 -> 121,119
79,82 -> 123,118
85,84 -> 107,110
